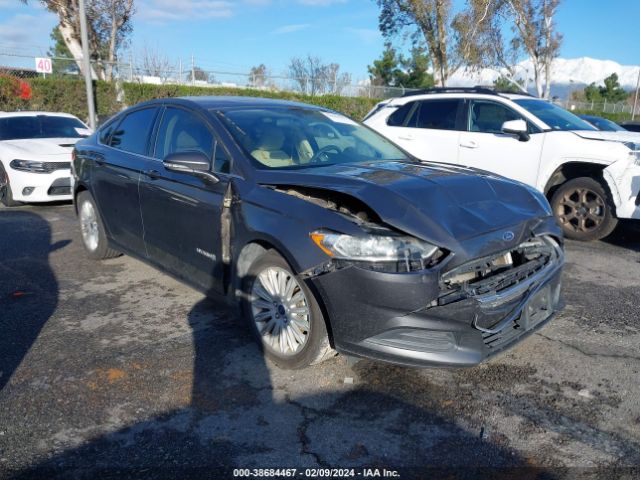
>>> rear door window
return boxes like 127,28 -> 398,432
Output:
386,102 -> 416,127
407,99 -> 462,131
468,100 -> 523,133
109,107 -> 159,155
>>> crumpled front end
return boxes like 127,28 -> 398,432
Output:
308,221 -> 564,368
603,153 -> 640,220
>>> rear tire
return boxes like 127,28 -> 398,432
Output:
0,164 -> 22,207
241,249 -> 335,369
550,177 -> 618,241
77,191 -> 120,260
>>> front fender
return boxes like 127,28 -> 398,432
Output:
603,158 -> 640,219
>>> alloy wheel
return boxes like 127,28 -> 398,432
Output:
79,200 -> 100,251
556,187 -> 605,234
250,266 -> 311,356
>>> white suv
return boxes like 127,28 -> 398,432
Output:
364,88 -> 640,241
0,111 -> 90,206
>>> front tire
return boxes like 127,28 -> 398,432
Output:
550,177 -> 618,241
0,164 -> 22,207
241,250 -> 334,369
77,191 -> 120,260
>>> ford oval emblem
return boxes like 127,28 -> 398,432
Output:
502,231 -> 515,242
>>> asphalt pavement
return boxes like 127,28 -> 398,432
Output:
0,203 -> 639,479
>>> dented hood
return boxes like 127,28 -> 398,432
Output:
257,160 -> 552,245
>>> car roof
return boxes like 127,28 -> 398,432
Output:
0,111 -> 80,119
136,96 -> 328,111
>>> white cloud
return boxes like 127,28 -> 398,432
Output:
137,0 -> 234,22
0,13 -> 57,54
271,23 -> 310,34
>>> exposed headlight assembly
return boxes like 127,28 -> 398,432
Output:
623,142 -> 640,166
9,159 -> 49,173
310,230 -> 444,272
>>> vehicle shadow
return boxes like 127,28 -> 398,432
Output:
10,288 -> 553,479
0,210 -> 68,391
604,220 -> 640,252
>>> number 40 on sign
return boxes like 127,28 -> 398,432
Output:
35,57 -> 53,75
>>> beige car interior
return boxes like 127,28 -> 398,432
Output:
250,125 -> 314,168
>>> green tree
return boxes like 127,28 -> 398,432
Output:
47,27 -> 78,75
583,82 -> 602,102
367,44 -> 400,86
368,44 -> 434,89
395,47 -> 435,88
599,73 -> 628,102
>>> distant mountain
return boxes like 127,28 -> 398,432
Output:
448,57 -> 640,99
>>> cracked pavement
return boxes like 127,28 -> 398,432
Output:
0,204 -> 639,478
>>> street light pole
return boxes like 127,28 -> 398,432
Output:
632,67 -> 640,121
79,0 -> 96,129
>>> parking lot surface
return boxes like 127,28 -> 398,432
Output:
1,203 -> 639,478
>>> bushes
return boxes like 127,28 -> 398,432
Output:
0,75 -> 380,121
0,74 -> 32,110
122,83 -> 380,119
572,109 -> 633,124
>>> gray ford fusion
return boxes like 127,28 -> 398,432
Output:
72,96 -> 564,369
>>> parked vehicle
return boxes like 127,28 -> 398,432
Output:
620,122 -> 640,133
579,114 -> 627,132
364,88 -> 640,241
73,96 -> 564,369
0,111 -> 91,206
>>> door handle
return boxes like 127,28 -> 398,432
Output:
398,134 -> 414,141
145,169 -> 160,179
460,140 -> 479,149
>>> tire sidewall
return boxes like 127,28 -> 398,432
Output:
0,163 -> 21,207
551,177 -> 618,241
241,250 -> 328,369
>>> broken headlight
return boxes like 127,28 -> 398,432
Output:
310,230 -> 443,272
624,142 -> 640,166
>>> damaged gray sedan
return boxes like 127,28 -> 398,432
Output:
73,96 -> 564,369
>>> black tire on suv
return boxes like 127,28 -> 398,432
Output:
0,164 -> 23,207
551,177 -> 618,241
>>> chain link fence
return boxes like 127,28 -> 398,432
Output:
0,52 -> 414,100
556,99 -> 637,117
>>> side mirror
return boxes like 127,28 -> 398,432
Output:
163,151 -> 219,183
502,119 -> 530,142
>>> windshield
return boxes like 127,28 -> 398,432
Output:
584,116 -> 626,132
0,115 -> 87,141
214,107 -> 410,169
513,99 -> 597,131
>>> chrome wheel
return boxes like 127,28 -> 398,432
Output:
250,266 -> 311,356
79,200 -> 99,251
556,187 -> 605,234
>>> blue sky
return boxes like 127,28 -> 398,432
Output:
0,0 -> 638,81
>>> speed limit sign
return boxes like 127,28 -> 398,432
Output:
35,57 -> 53,74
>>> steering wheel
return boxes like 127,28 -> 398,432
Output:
309,145 -> 341,164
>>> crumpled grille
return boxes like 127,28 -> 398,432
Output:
438,237 -> 557,305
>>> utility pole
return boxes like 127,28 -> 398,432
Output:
179,58 -> 183,85
191,54 -> 195,86
79,0 -> 96,129
129,50 -> 134,82
632,67 -> 640,121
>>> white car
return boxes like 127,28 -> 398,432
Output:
0,111 -> 91,207
364,88 -> 640,241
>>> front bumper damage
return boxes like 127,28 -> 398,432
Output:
308,233 -> 564,368
603,158 -> 640,220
